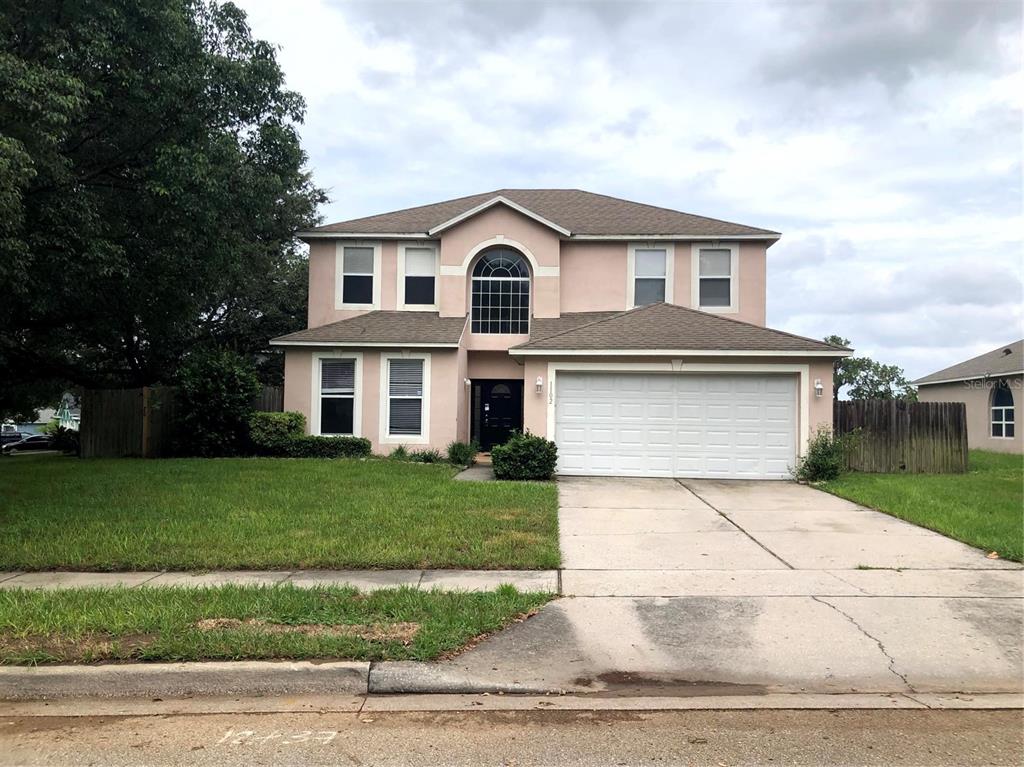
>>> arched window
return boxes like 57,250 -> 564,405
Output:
471,248 -> 530,334
991,382 -> 1015,438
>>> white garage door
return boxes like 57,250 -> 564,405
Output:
555,373 -> 798,479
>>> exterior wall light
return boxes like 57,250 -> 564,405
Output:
535,376 -> 544,394
814,379 -> 824,397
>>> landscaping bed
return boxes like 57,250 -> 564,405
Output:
0,583 -> 552,665
821,450 -> 1023,562
0,456 -> 560,571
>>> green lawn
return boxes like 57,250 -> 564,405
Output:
0,583 -> 552,665
0,456 -> 560,571
821,450 -> 1024,562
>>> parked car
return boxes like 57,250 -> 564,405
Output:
0,431 -> 25,445
1,434 -> 54,454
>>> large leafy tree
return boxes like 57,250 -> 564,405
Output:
0,0 -> 325,403
825,335 -> 917,401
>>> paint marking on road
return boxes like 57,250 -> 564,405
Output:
215,728 -> 338,746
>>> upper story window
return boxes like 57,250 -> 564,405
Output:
628,243 -> 674,308
991,382 -> 1015,438
691,243 -> 738,312
398,244 -> 438,309
471,249 -> 530,334
337,243 -> 380,309
404,248 -> 436,306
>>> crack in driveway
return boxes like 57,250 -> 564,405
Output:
677,480 -> 795,570
811,596 -> 916,692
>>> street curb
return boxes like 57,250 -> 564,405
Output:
0,661 -> 370,701
2,661 -> 1021,712
368,661 -> 565,695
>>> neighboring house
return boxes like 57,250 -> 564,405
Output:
914,340 -> 1023,454
271,189 -> 850,479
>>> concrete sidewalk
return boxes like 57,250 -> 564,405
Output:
0,569 -> 557,593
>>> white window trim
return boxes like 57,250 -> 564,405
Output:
379,352 -> 431,445
544,360 -> 811,456
397,241 -> 440,311
691,242 -> 739,314
990,387 -> 1015,439
627,242 -> 674,309
310,351 -> 363,437
335,241 -> 382,310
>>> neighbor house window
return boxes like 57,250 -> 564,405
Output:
387,358 -> 425,436
991,382 -> 1015,438
471,249 -> 530,334
341,245 -> 375,306
320,358 -> 356,435
698,248 -> 733,307
400,245 -> 437,308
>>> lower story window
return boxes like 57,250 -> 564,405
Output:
388,358 -> 424,436
320,358 -> 355,435
991,383 -> 1015,438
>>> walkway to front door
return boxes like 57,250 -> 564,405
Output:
472,379 -> 523,451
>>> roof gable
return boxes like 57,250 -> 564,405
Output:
427,196 -> 571,236
306,189 -> 780,239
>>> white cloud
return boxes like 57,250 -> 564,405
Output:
235,0 -> 1023,379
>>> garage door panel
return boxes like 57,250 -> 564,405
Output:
555,372 -> 797,480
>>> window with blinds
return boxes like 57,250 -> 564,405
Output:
320,358 -> 355,435
388,358 -> 424,436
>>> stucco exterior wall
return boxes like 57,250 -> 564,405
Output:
307,240 -> 400,328
559,242 -> 627,312
467,350 -> 525,380
283,347 -> 461,455
737,242 -> 767,326
557,239 -> 766,325
917,375 -> 1023,454
438,205 -> 561,319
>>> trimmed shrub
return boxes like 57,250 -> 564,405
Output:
176,350 -> 260,456
248,411 -> 306,455
408,448 -> 444,464
446,440 -> 479,467
388,445 -> 409,461
491,432 -> 558,481
792,425 -> 851,482
52,426 -> 80,456
285,435 -> 371,459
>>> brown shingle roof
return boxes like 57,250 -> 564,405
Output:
270,312 -> 466,346
309,189 -> 778,238
529,312 -> 623,342
511,303 -> 849,354
914,340 -> 1024,385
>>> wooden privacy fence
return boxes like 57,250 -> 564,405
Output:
833,400 -> 968,474
80,385 -> 283,458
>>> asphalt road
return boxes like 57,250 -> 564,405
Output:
2,707 -> 1021,766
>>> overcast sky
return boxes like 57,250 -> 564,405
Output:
237,0 -> 1022,379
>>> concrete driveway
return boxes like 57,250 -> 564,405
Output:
409,477 -> 1023,698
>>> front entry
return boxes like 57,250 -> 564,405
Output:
472,379 -> 524,451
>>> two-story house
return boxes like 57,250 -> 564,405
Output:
271,189 -> 850,479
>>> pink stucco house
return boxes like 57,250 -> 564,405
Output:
271,189 -> 850,479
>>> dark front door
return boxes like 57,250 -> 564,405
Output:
473,379 -> 524,451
